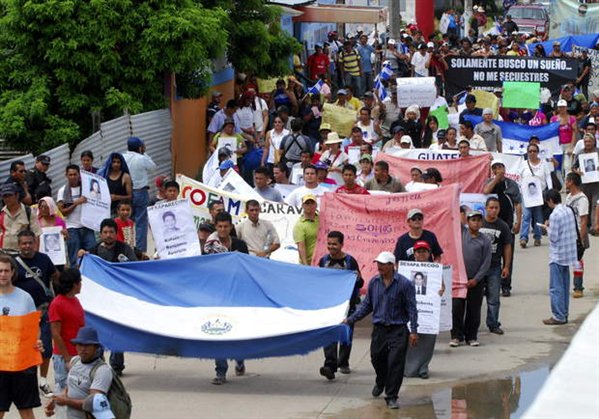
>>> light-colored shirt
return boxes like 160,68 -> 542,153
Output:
0,286 -> 36,316
0,204 -> 42,250
474,122 -> 502,152
67,357 -> 113,419
123,151 -> 156,189
460,134 -> 488,151
284,184 -> 329,209
208,110 -> 242,135
57,185 -> 83,229
548,204 -> 578,266
254,186 -> 283,202
237,218 -> 280,256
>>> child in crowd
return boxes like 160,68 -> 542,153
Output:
114,200 -> 136,249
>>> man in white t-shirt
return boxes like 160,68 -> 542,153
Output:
285,165 -> 329,209
565,172 -> 589,299
57,165 -> 96,267
411,43 -> 431,77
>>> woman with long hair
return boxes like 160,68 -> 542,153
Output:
261,115 -> 290,171
422,115 -> 439,148
98,152 -> 132,216
550,99 -> 577,176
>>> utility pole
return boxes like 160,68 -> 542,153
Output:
388,0 -> 401,40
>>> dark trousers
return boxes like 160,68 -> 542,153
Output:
501,233 -> 515,292
110,352 -> 125,373
451,280 -> 485,342
323,322 -> 354,371
370,324 -> 409,401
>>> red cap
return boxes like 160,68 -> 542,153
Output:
413,240 -> 431,251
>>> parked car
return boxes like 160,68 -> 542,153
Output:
508,4 -> 550,40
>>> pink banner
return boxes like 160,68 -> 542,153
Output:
378,152 -> 492,193
314,184 -> 467,298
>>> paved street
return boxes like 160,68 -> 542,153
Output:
7,236 -> 598,418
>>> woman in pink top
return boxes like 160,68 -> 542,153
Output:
37,197 -> 67,233
550,99 -> 577,174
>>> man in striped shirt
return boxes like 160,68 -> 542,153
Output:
541,189 -> 578,325
339,41 -> 362,98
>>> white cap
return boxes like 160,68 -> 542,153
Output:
482,108 -> 493,115
478,6 -> 485,12
374,251 -> 396,265
388,38 -> 397,45
491,159 -> 505,168
400,135 -> 412,144
427,41 -> 435,48
82,394 -> 115,419
557,99 -> 567,107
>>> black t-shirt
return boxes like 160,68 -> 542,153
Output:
580,57 -> 592,85
394,230 -> 443,262
231,237 -> 249,254
566,98 -> 582,116
480,218 -> 511,268
14,252 -> 57,307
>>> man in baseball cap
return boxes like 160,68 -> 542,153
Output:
344,250 -> 418,409
394,209 -> 443,262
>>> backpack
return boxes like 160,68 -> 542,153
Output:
280,133 -> 307,167
89,360 -> 132,419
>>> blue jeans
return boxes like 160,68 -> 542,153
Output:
132,189 -> 149,252
215,359 -> 244,378
52,354 -> 68,392
520,205 -> 543,242
343,73 -> 362,98
67,227 -> 96,267
361,71 -> 373,96
484,265 -> 502,330
549,263 -> 570,322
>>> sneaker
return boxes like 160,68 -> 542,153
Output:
573,290 -> 584,298
235,364 -> 245,376
211,376 -> 227,385
468,340 -> 480,347
319,366 -> 335,380
520,240 -> 527,249
386,399 -> 400,409
502,289 -> 511,297
372,384 -> 384,398
449,339 -> 461,347
543,317 -> 567,325
490,327 -> 504,335
339,366 -> 351,374
39,383 -> 52,396
534,239 -> 541,247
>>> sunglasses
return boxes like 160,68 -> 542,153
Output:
410,215 -> 423,221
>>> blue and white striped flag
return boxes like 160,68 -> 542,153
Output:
380,61 -> 394,81
307,79 -> 324,95
79,253 -> 354,359
374,76 -> 388,101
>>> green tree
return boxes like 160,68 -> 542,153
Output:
0,0 -> 228,153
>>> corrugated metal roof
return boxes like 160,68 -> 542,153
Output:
72,109 -> 172,198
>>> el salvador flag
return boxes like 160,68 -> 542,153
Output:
307,79 -> 324,95
464,115 -> 561,157
79,254 -> 354,359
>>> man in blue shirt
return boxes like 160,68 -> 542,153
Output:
345,251 -> 418,410
357,34 -> 375,98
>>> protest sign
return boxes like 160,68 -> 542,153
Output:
429,105 -> 449,129
460,193 -> 495,216
378,152 -> 491,193
472,89 -> 499,117
445,56 -> 579,97
321,103 -> 357,137
290,166 -> 304,185
440,266 -> 453,332
398,261 -> 442,335
80,170 -> 110,231
218,169 -> 262,199
503,82 -> 540,109
315,184 -> 468,298
257,77 -> 286,94
521,176 -> 544,208
347,146 -> 361,164
273,184 -> 298,201
0,311 -> 42,371
148,198 -> 202,259
550,1 -> 599,38
396,77 -> 437,108
178,174 -> 301,264
579,153 -> 599,184
40,226 -> 66,266
216,136 -> 239,163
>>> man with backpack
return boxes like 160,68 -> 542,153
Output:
78,219 -> 137,377
278,118 -> 313,169
45,326 -> 131,419
317,231 -> 364,380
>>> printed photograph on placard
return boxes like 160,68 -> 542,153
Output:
579,152 -> 599,184
40,226 -> 67,266
521,176 -> 544,208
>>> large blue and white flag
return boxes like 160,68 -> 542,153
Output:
307,79 -> 324,95
79,253 -> 355,359
464,115 -> 561,157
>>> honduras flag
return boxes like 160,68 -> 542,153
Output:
464,115 -> 561,168
307,79 -> 324,95
374,76 -> 388,101
379,61 -> 393,81
79,254 -> 354,359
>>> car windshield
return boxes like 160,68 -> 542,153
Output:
510,7 -> 545,20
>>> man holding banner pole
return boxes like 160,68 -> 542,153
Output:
345,251 -> 418,410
